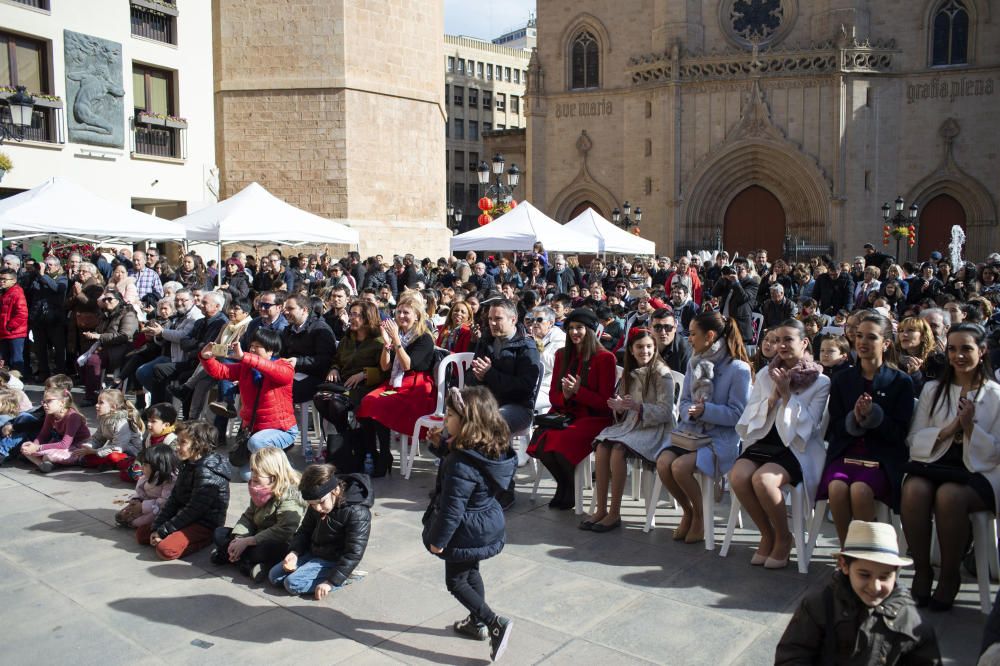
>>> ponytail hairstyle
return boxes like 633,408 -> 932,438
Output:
41,386 -> 77,416
929,323 -> 994,417
98,389 -> 146,435
691,311 -> 750,367
858,312 -> 898,369
621,328 -> 664,399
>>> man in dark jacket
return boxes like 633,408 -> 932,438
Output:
761,283 -> 796,329
467,262 -> 497,293
272,468 -> 372,599
546,255 -> 576,294
652,308 -> 691,374
814,260 -> 855,315
167,291 -> 230,411
466,299 -> 542,435
28,256 -> 69,379
281,293 -> 336,403
712,258 -> 759,344
400,254 -> 423,290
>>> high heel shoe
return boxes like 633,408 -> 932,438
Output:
750,552 -> 768,566
764,556 -> 789,569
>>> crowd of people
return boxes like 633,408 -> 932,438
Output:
4,238 -> 1000,663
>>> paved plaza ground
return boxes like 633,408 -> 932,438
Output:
0,389 -> 988,665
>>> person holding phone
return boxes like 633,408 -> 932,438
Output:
902,323 -> 1000,610
817,313 -> 914,547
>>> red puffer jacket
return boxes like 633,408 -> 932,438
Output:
0,285 -> 28,339
201,353 -> 296,433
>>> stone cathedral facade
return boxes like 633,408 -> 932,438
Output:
525,0 -> 999,261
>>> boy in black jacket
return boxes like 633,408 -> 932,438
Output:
269,465 -> 372,600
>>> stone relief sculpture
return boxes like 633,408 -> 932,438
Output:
64,30 -> 125,148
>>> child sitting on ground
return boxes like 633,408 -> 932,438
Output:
20,387 -> 91,472
0,368 -> 31,412
0,375 -> 73,464
138,421 -> 231,561
775,520 -> 941,665
0,388 -> 25,465
212,447 -> 305,582
115,444 -> 179,529
268,464 -> 372,600
120,403 -> 179,482
82,389 -> 145,478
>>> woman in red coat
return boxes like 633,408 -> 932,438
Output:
200,327 -> 297,481
358,292 -> 437,477
0,269 -> 28,374
528,308 -> 616,509
436,300 -> 473,354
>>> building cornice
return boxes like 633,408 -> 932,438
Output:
445,35 -> 532,61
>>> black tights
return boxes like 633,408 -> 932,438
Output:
445,559 -> 495,624
538,451 -> 576,507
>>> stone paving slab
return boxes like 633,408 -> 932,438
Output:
0,419 -> 990,664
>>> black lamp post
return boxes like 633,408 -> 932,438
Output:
611,200 -> 642,232
477,153 -> 520,215
881,196 -> 919,261
446,202 -> 463,235
714,227 -> 722,252
0,85 -> 35,145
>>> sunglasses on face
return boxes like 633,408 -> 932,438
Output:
525,317 -> 548,324
652,324 -> 675,332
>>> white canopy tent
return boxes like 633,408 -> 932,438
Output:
0,177 -> 186,245
565,208 -> 656,256
180,182 -> 360,247
450,201 -> 599,253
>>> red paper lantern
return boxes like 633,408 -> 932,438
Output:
478,213 -> 492,226
478,197 -> 494,212
632,227 -> 641,236
508,200 -> 518,209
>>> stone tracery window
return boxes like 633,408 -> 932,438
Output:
931,0 -> 969,66
721,0 -> 795,49
571,31 -> 599,89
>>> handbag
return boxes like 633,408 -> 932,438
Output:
534,412 -> 574,430
228,380 -> 263,467
670,429 -> 713,451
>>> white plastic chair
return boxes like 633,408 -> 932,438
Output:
405,351 -> 474,479
720,482 -> 812,574
296,401 -> 324,453
929,511 -> 999,614
807,498 -> 903,561
639,369 -> 686,527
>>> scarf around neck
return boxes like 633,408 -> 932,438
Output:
767,353 -> 823,393
390,328 -> 416,388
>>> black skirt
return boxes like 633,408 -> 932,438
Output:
736,425 -> 804,486
904,443 -> 995,512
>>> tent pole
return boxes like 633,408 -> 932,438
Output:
216,242 -> 222,287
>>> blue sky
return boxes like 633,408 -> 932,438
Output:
444,0 -> 536,41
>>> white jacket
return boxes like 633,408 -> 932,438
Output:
907,380 -> 1000,510
534,325 -> 566,413
736,367 -> 831,503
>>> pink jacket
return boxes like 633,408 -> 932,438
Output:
130,473 -> 177,527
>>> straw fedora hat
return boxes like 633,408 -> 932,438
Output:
837,520 -> 912,567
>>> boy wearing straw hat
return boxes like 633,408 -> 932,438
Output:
776,520 -> 941,665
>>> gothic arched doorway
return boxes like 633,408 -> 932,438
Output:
569,201 -> 602,220
918,194 -> 966,261
723,185 -> 787,259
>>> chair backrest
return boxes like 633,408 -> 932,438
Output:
431,351 -> 475,416
670,369 -> 685,419
750,312 -> 764,345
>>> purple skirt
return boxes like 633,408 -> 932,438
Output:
816,441 -> 891,503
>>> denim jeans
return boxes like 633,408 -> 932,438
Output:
238,425 -> 299,481
268,553 -> 339,594
136,355 -> 170,395
0,337 -> 25,374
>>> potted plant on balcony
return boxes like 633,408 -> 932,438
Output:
136,110 -> 167,127
0,152 -> 12,182
164,114 -> 187,129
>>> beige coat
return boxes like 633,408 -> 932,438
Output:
594,363 -> 675,462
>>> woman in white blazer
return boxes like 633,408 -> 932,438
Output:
902,322 -> 1000,611
734,319 -> 830,569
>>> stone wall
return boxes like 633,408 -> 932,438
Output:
213,0 -> 448,259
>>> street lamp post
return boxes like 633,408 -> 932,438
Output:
445,202 -> 463,235
0,86 -> 36,145
881,196 -> 919,261
611,200 -> 642,233
475,153 -> 520,225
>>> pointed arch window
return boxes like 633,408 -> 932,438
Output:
571,31 -> 599,89
932,0 -> 969,66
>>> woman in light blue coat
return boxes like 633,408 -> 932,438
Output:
655,311 -> 752,545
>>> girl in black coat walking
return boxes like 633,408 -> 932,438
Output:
425,386 -> 517,662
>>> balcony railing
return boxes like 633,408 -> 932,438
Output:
9,0 -> 50,9
130,1 -> 177,45
0,105 -> 63,144
131,116 -> 186,160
